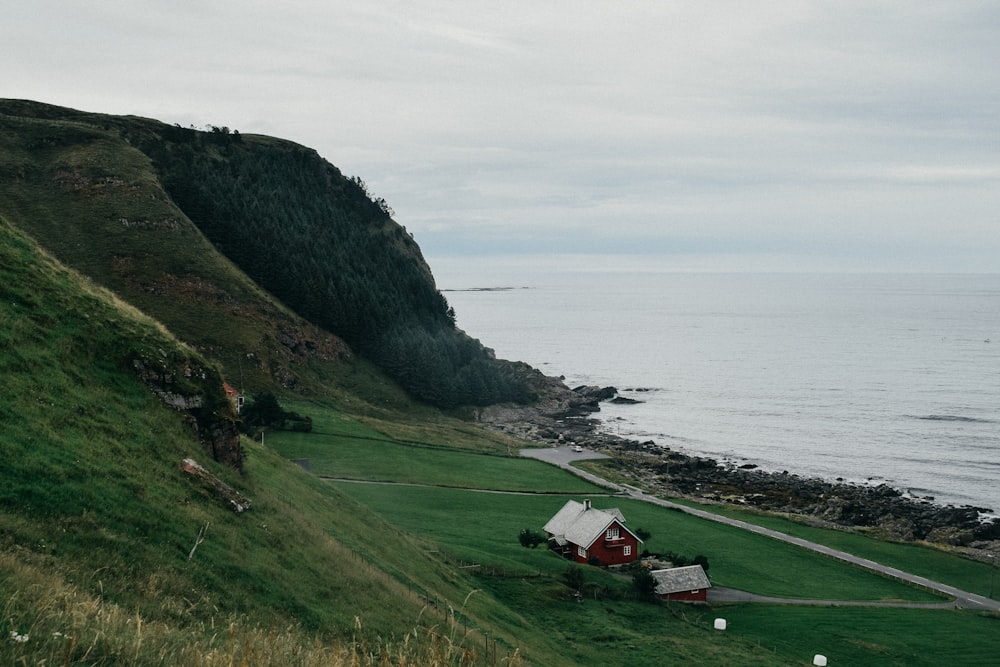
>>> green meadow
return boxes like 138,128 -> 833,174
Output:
264,409 -> 1000,666
266,403 -> 603,494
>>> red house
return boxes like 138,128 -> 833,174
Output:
650,565 -> 711,603
543,499 -> 642,566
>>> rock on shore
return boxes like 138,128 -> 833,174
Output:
476,378 -> 1000,551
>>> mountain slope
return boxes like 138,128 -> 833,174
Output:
0,99 -> 540,408
0,216 -> 525,662
0,101 -> 355,401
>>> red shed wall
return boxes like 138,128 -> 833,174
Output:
660,589 -> 708,603
576,521 -> 640,566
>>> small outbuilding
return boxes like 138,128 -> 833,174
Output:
543,499 -> 642,566
650,565 -> 711,603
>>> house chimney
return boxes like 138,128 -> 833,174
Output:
583,499 -> 591,511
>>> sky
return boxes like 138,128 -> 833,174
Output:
4,1 -> 1000,276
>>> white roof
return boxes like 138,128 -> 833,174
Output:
651,565 -> 711,595
543,500 -> 639,549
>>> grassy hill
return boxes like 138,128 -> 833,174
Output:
0,217 -> 485,661
0,99 -> 564,664
3,100 -> 998,665
0,100 -> 383,407
0,99 -> 540,409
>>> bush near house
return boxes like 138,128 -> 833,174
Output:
519,528 -> 547,549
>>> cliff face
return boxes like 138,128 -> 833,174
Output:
131,351 -> 243,471
0,100 -> 353,403
0,98 -> 536,409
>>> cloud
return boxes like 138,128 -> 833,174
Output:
3,1 -> 998,272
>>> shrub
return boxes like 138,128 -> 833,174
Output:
632,568 -> 658,601
518,528 -> 547,549
563,565 -> 585,592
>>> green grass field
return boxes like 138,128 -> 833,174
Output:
264,410 -> 604,493
258,400 -> 1000,665
700,605 -> 1000,666
330,483 -> 943,602
641,495 -> 1000,599
268,414 -> 995,600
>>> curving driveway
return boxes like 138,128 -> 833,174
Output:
522,445 -> 1000,612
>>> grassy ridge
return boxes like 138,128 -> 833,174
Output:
0,219 -> 526,664
0,106 -> 367,406
0,99 -> 541,409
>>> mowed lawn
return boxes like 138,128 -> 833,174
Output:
269,407 -> 990,600
666,498 -> 1000,599
332,483 -> 1000,666
265,418 -> 604,493
264,407 -> 1000,666
332,482 -> 943,602
696,605 -> 1000,667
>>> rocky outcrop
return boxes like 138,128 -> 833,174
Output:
602,439 -> 1000,545
132,352 -> 244,471
475,377 -> 628,447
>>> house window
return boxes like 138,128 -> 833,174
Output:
577,545 -> 587,559
606,527 -> 620,540
624,545 -> 632,557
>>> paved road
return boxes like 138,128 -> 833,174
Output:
522,445 -> 1000,612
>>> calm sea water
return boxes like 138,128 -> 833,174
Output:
440,270 -> 1000,513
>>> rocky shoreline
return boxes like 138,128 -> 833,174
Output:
478,381 -> 1000,558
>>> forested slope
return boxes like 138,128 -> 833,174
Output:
145,127 -> 537,408
0,99 -> 539,408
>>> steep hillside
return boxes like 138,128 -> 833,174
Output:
0,99 -> 539,408
0,101 -> 356,400
0,217 -> 524,663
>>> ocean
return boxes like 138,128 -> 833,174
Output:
438,269 -> 1000,514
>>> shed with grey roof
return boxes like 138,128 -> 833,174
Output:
650,565 -> 711,603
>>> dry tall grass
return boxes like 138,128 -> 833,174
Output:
1,553 -> 521,666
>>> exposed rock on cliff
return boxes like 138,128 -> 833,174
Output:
181,458 -> 251,512
132,351 -> 243,471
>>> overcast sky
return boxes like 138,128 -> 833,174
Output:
5,1 -> 1000,275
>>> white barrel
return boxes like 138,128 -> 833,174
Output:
812,655 -> 828,666
713,618 -> 727,631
